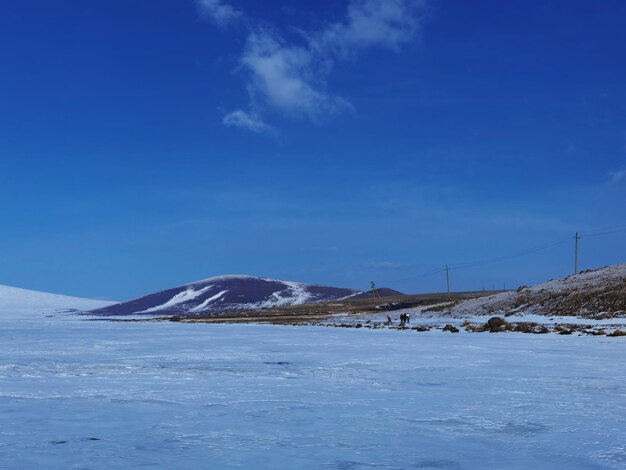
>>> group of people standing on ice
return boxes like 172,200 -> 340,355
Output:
386,313 -> 411,325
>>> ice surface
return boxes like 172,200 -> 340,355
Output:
1,310 -> 626,469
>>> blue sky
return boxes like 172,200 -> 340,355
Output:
1,0 -> 625,300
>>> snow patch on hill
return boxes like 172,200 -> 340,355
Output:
137,285 -> 214,314
247,280 -> 313,309
190,290 -> 228,313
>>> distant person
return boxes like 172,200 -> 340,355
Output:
386,314 -> 392,325
406,313 -> 411,324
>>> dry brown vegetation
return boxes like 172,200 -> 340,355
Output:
173,290 -> 499,325
446,266 -> 626,318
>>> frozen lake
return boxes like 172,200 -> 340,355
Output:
1,314 -> 626,469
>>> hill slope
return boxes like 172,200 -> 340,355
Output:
0,284 -> 115,319
350,288 -> 405,299
89,275 -> 361,317
443,264 -> 626,318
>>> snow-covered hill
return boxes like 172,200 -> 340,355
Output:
89,275 -> 361,317
441,264 -> 626,318
350,288 -> 405,299
0,284 -> 116,319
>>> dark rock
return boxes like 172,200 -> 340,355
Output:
607,329 -> 626,337
443,324 -> 459,333
513,323 -> 535,333
487,316 -> 507,332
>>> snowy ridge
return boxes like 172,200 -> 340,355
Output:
0,284 -> 115,320
188,274 -> 256,286
444,264 -> 626,318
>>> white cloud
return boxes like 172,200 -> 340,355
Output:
240,30 -> 351,121
315,0 -> 427,57
204,0 -> 427,131
223,110 -> 272,133
197,0 -> 241,27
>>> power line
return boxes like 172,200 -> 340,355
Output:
579,223 -> 626,236
386,268 -> 443,285
448,237 -> 570,271
583,227 -> 626,238
377,222 -> 626,290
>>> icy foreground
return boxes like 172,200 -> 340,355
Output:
2,314 -> 626,469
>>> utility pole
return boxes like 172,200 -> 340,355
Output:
444,265 -> 451,300
574,232 -> 580,275
371,281 -> 388,312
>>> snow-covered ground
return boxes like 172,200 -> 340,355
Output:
2,308 -> 626,469
444,264 -> 626,319
325,308 -> 626,331
0,284 -> 115,321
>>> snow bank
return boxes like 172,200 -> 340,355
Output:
0,284 -> 115,320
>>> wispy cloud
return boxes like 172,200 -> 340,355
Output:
313,0 -> 427,56
223,109 -> 273,134
240,30 -> 351,121
198,0 -> 428,131
607,168 -> 626,184
362,261 -> 406,269
197,0 -> 242,27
